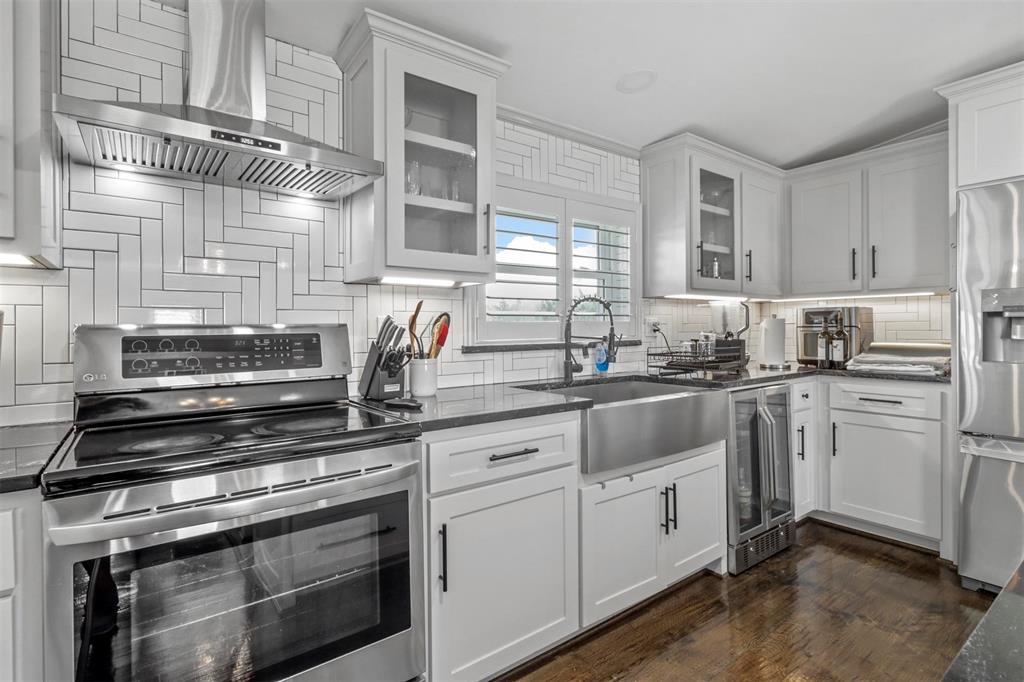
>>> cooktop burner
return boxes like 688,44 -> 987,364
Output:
42,401 -> 419,495
122,432 -> 225,454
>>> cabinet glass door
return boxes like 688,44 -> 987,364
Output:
691,155 -> 741,292
764,389 -> 793,525
731,392 -> 765,542
386,51 -> 494,274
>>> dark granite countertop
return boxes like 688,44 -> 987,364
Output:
944,559 -> 1024,681
0,421 -> 71,493
355,383 -> 593,432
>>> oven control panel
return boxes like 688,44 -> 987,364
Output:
120,333 -> 323,377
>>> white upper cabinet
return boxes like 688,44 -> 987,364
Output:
789,169 -> 864,295
740,171 -> 784,297
691,153 -> 742,292
641,134 -> 784,299
866,148 -> 949,291
938,61 -> 1024,187
336,10 -> 509,285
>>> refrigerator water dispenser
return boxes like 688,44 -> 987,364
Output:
981,288 -> 1024,362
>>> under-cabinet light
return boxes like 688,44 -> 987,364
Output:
770,291 -> 941,303
380,276 -> 457,288
0,253 -> 34,266
664,294 -> 748,303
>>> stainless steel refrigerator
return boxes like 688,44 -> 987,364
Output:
728,384 -> 795,574
957,179 -> 1024,592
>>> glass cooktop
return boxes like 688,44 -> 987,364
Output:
43,403 -> 419,495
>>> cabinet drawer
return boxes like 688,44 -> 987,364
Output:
790,381 -> 818,411
426,414 -> 579,494
829,381 -> 941,420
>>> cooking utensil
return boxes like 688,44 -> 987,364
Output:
427,313 -> 451,359
408,301 -> 424,357
417,316 -> 435,359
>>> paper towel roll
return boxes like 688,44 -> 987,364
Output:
760,315 -> 787,368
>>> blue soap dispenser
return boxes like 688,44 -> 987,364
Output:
594,338 -> 610,373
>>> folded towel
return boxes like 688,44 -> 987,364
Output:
846,362 -> 948,376
848,353 -> 950,368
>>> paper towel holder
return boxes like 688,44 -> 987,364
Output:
759,314 -> 790,371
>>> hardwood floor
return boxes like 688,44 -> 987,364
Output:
502,522 -> 993,682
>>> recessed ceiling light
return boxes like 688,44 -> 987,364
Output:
615,70 -> 657,95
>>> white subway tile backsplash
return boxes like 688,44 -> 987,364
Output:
42,287 -> 70,363
15,306 -> 43,385
93,251 -> 119,323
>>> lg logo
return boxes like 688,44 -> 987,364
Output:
81,372 -> 108,383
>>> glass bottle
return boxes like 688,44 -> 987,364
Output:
816,319 -> 832,369
831,313 -> 849,369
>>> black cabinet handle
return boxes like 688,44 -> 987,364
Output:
746,250 -> 753,282
488,447 -> 539,462
801,392 -> 809,399
858,397 -> 903,405
832,422 -> 837,457
670,483 -> 678,530
438,524 -> 448,593
851,248 -> 858,280
798,425 -> 806,460
871,245 -> 878,279
660,487 -> 670,535
696,241 -> 704,274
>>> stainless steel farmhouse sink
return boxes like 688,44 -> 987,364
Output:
519,379 -> 729,474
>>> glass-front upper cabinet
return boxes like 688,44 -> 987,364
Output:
690,153 -> 742,292
337,10 -> 509,285
386,51 -> 494,275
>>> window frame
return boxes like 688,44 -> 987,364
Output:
467,175 -> 641,345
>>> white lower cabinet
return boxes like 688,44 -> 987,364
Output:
792,409 -> 817,520
580,446 -> 726,627
829,410 -> 941,538
428,465 -> 579,681
0,490 -> 43,682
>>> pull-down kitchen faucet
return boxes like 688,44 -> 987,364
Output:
563,296 -> 620,383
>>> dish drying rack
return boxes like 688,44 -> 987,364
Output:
647,340 -> 749,376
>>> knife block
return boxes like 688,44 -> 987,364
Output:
358,341 -> 406,400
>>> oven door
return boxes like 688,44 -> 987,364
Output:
43,443 -> 423,682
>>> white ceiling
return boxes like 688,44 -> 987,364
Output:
264,0 -> 1024,168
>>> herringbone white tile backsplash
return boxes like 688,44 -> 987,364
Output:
0,0 -> 950,426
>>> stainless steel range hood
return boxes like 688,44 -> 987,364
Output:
52,0 -> 381,199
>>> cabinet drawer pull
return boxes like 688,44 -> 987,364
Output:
660,487 -> 671,535
801,392 -> 809,399
871,245 -> 878,279
798,425 -> 806,460
438,524 -> 449,593
746,250 -> 753,282
670,483 -> 678,530
832,422 -> 837,457
857,397 -> 904,405
488,447 -> 540,462
851,247 -> 858,280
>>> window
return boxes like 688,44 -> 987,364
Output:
472,179 -> 639,343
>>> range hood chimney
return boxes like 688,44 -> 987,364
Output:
53,0 -> 381,200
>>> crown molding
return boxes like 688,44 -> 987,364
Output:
935,60 -> 1024,100
496,104 -> 640,159
337,9 -> 510,78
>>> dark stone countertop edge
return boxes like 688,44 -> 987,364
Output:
415,398 -> 594,432
0,474 -> 43,494
943,558 -> 1024,681
461,338 -> 643,354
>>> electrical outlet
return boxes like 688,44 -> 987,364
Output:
645,317 -> 662,336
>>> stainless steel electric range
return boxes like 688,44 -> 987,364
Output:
41,324 -> 425,682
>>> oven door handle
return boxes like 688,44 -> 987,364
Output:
45,460 -> 419,547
